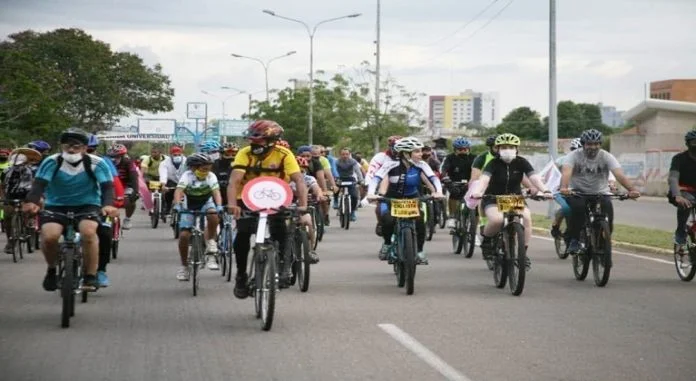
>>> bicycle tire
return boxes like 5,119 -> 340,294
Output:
592,220 -> 612,287
11,213 -> 22,262
465,210 -> 477,258
425,201 -> 435,241
674,241 -> 696,281
260,248 -> 277,331
252,248 -> 262,319
505,222 -> 526,296
297,229 -> 311,292
61,249 -> 73,328
555,236 -> 569,259
402,227 -> 417,295
314,207 -> 324,244
226,226 -> 234,282
191,234 -> 201,296
438,200 -> 447,229
171,211 -> 180,239
572,233 -> 591,281
452,207 -> 463,254
151,196 -> 160,229
493,237 -> 507,288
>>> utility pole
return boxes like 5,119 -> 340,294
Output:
549,0 -> 558,160
373,0 -> 382,154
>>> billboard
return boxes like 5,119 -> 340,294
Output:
137,119 -> 176,134
187,102 -> 207,119
219,119 -> 252,137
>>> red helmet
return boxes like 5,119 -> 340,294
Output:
387,135 -> 403,147
107,144 -> 127,157
170,146 -> 183,155
0,148 -> 10,157
276,139 -> 290,149
296,156 -> 309,168
244,120 -> 284,144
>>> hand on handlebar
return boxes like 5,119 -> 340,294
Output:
627,190 -> 641,199
22,202 -> 40,214
227,205 -> 242,219
432,192 -> 445,199
675,195 -> 693,209
102,205 -> 119,218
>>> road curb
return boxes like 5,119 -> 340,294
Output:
531,227 -> 673,255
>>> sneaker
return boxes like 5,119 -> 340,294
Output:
234,273 -> 249,299
379,244 -> 390,260
4,243 -> 13,254
122,218 -> 132,230
97,271 -> 110,287
350,211 -> 357,222
206,239 -> 218,254
446,218 -> 456,229
206,255 -> 219,270
417,251 -> 429,265
43,269 -> 58,291
82,274 -> 99,290
176,266 -> 190,281
308,251 -> 319,264
480,236 -> 494,259
551,225 -> 562,239
567,239 -> 581,254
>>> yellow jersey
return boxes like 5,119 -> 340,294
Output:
231,145 -> 300,199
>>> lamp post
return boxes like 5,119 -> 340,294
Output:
262,9 -> 362,145
230,51 -> 296,102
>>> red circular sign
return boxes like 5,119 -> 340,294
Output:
241,176 -> 293,214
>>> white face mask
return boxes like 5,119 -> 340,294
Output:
62,152 -> 83,163
499,149 -> 516,163
209,152 -> 220,161
172,156 -> 183,164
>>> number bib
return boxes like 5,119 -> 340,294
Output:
148,181 -> 161,191
390,199 -> 420,218
496,195 -> 525,213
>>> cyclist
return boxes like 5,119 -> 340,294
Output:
140,146 -> 167,183
421,145 -> 441,174
314,145 -> 338,218
335,147 -> 364,222
0,149 -> 10,171
212,142 -> 239,207
226,120 -> 307,298
366,135 -> 402,233
159,146 -> 187,217
369,137 -> 444,264
298,145 -> 331,225
291,156 -> 322,263
172,153 -> 224,279
550,137 -> 582,240
559,129 -> 641,254
23,128 -> 117,291
668,130 -> 696,253
27,140 -> 52,174
441,137 -> 475,228
106,144 -> 139,229
469,133 -> 554,267
1,148 -> 40,254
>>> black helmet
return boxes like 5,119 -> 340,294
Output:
685,130 -> 696,145
186,153 -> 213,167
59,128 -> 89,145
485,135 -> 497,147
580,129 -> 603,144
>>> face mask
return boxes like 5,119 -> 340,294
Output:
251,144 -> 270,155
585,147 -> 599,158
499,149 -> 516,163
209,153 -> 220,161
62,152 -> 83,163
172,155 -> 183,164
194,169 -> 209,179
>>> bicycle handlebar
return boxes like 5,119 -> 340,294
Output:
568,192 -> 631,200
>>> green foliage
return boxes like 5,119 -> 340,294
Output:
0,28 -> 174,147
495,107 -> 543,139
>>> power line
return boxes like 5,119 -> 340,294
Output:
423,0 -> 501,47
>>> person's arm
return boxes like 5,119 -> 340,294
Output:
420,172 -> 436,193
227,170 -> 244,208
315,168 -> 327,191
377,176 -> 389,196
127,161 -> 139,190
353,162 -> 364,183
418,162 -> 443,194
140,157 -> 149,173
210,175 -> 222,206
96,161 -> 115,206
606,153 -> 638,195
440,156 -> 450,176
291,172 -> 308,208
559,152 -> 575,193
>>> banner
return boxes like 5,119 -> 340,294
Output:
538,159 -> 562,191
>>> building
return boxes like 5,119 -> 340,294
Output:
650,79 -> 696,103
428,90 -> 500,137
597,102 -> 625,128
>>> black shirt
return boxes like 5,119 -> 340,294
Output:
441,153 -> 475,181
669,151 -> 696,189
213,157 -> 233,186
482,156 -> 535,195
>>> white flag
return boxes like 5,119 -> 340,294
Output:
539,160 -> 562,192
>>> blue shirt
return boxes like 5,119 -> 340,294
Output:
36,154 -> 113,207
327,155 -> 339,178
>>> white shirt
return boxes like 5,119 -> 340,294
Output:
159,156 -> 187,184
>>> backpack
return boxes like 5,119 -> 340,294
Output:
51,154 -> 98,187
2,165 -> 33,198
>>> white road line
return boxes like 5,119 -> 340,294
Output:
531,235 -> 674,265
378,323 -> 473,381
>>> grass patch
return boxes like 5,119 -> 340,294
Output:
532,214 -> 673,250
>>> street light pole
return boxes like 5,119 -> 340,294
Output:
230,51 -> 296,102
263,9 -> 362,145
374,0 -> 381,154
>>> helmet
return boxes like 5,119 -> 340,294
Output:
223,142 -> 239,151
387,135 -> 403,147
495,133 -> 521,146
569,138 -> 582,151
106,143 -> 128,157
186,153 -> 213,167
170,146 -> 183,155
199,140 -> 221,153
685,130 -> 696,144
485,135 -> 498,147
452,137 -> 471,149
0,148 -> 11,157
393,137 -> 424,153
28,140 -> 52,152
276,140 -> 290,149
59,128 -> 89,145
296,156 -> 309,168
580,129 -> 602,144
244,120 -> 284,143
87,134 -> 99,148
297,145 -> 312,154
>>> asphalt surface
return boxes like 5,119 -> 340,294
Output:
0,209 -> 694,381
528,197 -> 674,231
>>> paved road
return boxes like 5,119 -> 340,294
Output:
0,210 -> 694,381
528,197 -> 675,231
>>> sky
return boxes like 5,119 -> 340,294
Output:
1,0 -> 695,129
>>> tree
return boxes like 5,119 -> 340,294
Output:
495,107 -> 544,139
0,28 -> 174,146
542,101 -> 613,139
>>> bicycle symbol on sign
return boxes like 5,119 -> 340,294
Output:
253,188 -> 282,201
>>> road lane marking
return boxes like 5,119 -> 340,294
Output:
531,235 -> 673,265
378,323 -> 473,381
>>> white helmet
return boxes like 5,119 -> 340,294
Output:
569,138 -> 582,151
393,136 -> 424,153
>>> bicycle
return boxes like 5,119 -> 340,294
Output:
281,207 -> 312,292
674,205 -> 696,281
448,181 -> 477,258
170,208 -> 180,239
179,209 -> 217,296
308,195 -> 324,249
375,195 -> 432,296
568,193 -> 629,287
40,210 -> 100,328
0,199 -> 31,262
480,194 -> 543,296
148,181 -> 162,229
337,179 -> 356,230
423,195 -> 436,241
435,196 -> 448,229
218,211 -> 236,282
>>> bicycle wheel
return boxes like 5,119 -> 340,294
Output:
172,211 -> 180,239
111,219 -> 120,259
314,207 -> 324,244
674,239 -> 696,281
79,257 -> 89,304
505,222 -> 526,296
11,213 -> 23,262
425,201 -> 435,241
402,227 -> 417,295
151,196 -> 160,229
493,238 -> 507,288
592,220 -> 612,287
296,229 -> 311,292
555,222 -> 569,259
252,248 -> 262,318
572,234 -> 591,281
191,234 -> 201,296
465,210 -> 477,258
61,250 -> 73,328
452,208 -> 464,254
342,194 -> 351,230
438,200 -> 447,229
260,248 -> 277,331
225,226 -> 234,282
